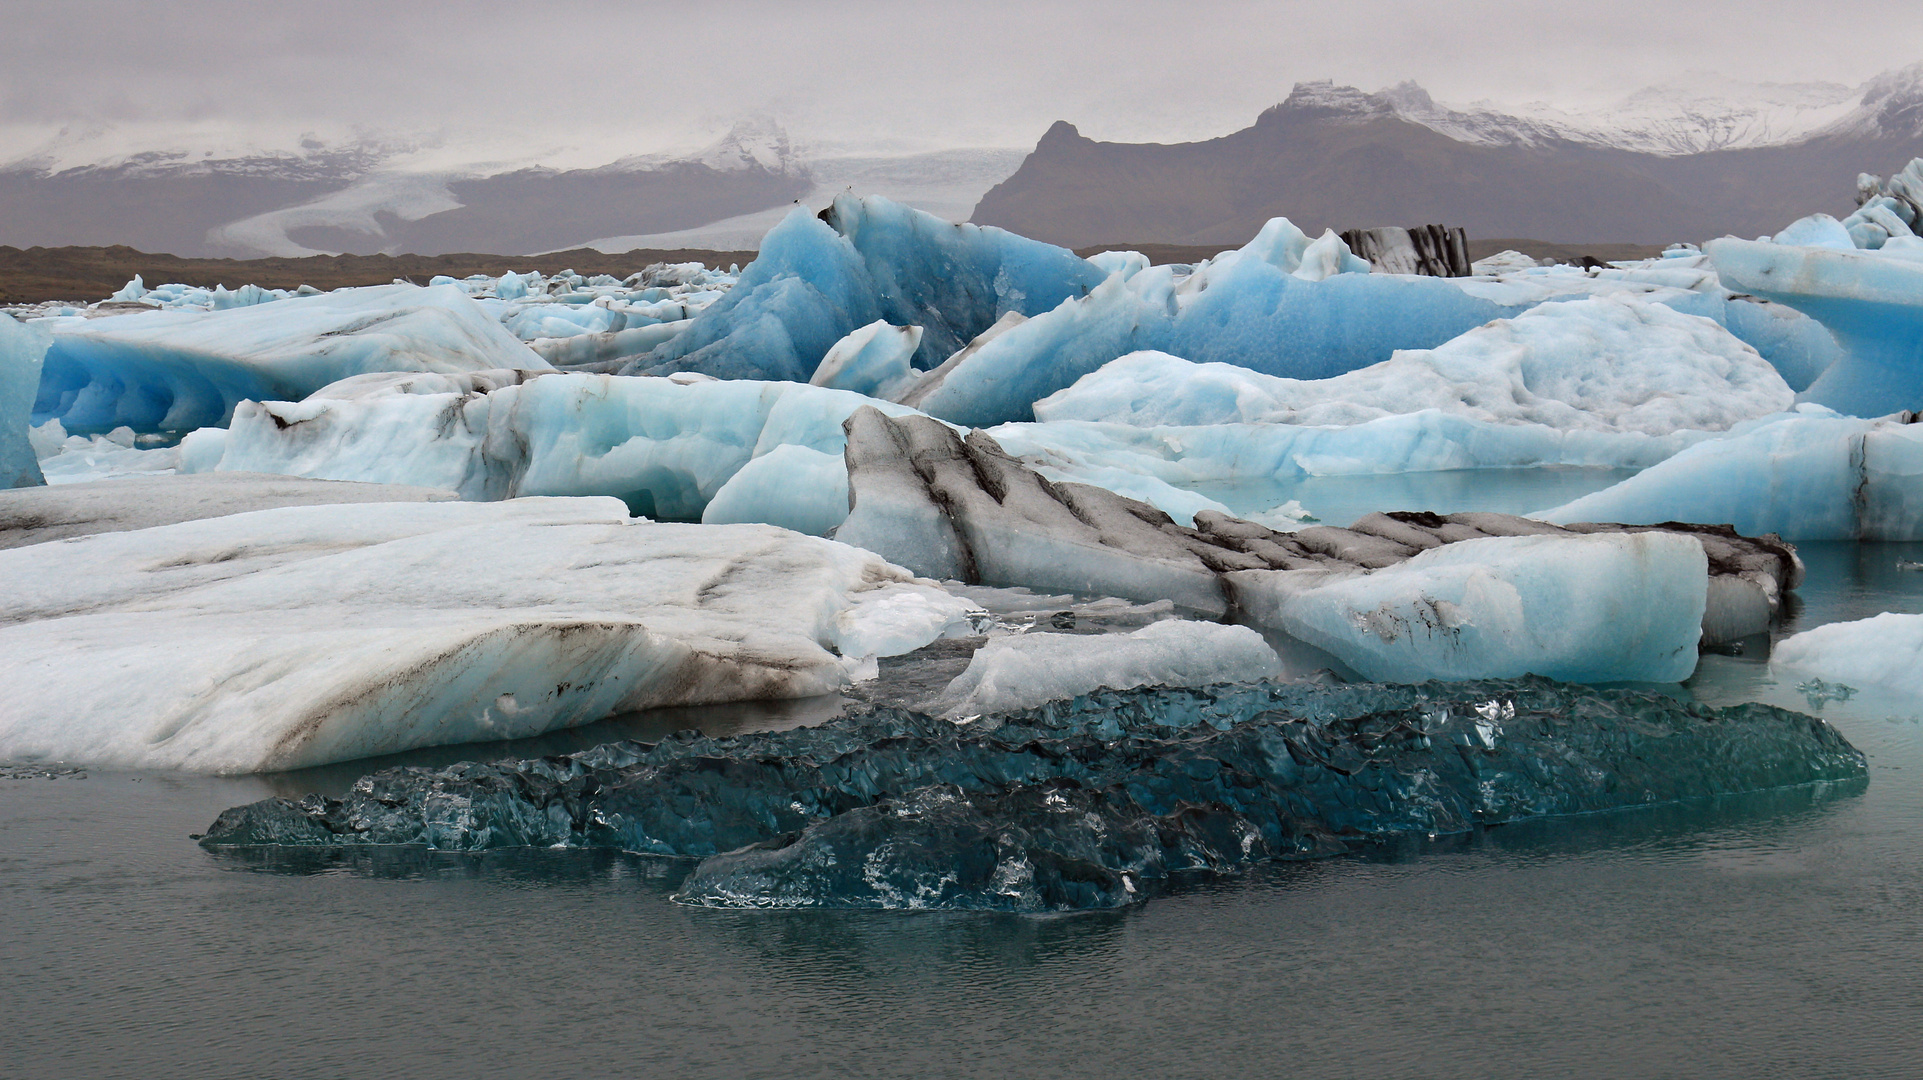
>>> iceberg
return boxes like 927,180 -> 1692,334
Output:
201,371 -> 919,524
1707,237 -> 1923,416
34,283 -> 550,434
1034,296 -> 1793,435
1540,412 -> 1923,540
930,621 -> 1282,717
837,408 -> 1793,669
807,320 -> 923,400
1229,532 -> 1708,684
907,268 -> 1178,427
0,472 -> 455,549
1771,612 -> 1923,698
0,498 -> 968,772
2,314 -> 49,488
199,678 -> 1867,910
630,197 -> 1106,383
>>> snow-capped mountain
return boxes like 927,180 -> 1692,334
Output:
1284,64 -> 1923,156
972,64 -> 1923,249
0,120 -> 812,257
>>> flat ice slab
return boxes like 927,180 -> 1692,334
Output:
1771,612 -> 1923,699
932,621 -> 1282,717
0,498 -> 966,772
0,472 -> 457,549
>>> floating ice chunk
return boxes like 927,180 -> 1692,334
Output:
1231,532 -> 1709,684
932,621 -> 1281,717
495,272 -> 531,301
835,588 -> 985,663
1772,214 -> 1858,251
700,443 -> 851,535
35,283 -> 550,433
1,315 -> 48,488
1294,229 -> 1374,281
108,275 -> 149,302
0,472 -> 456,549
205,371 -> 919,518
1771,612 -> 1923,699
0,499 -> 961,772
1472,250 -> 1542,274
1085,249 -> 1150,280
1168,255 -> 1511,383
808,320 -> 923,400
1037,297 -> 1793,435
835,408 -> 1235,615
1540,413 -> 1923,540
635,197 -> 1105,382
1707,237 -> 1923,415
909,270 -> 1176,426
200,679 -> 1867,910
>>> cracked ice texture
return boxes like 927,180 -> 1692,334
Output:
198,678 -> 1867,911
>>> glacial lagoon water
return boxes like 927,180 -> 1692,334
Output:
4,544 -> 1922,1079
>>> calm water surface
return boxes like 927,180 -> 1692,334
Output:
4,544 -> 1922,1080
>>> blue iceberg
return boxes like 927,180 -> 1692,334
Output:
199,678 -> 1867,911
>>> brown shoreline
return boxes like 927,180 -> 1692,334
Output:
0,245 -> 760,305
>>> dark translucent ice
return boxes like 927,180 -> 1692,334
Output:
199,678 -> 1868,910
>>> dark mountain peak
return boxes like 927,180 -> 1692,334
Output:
1038,120 -> 1086,147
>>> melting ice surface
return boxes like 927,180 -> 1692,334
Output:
200,678 -> 1866,911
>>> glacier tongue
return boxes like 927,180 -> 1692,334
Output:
198,678 -> 1868,911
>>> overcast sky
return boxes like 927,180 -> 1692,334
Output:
4,0 -> 1920,164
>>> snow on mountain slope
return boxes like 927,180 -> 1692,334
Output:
1281,64 -> 1923,156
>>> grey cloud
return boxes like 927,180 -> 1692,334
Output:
1,0 -> 1917,157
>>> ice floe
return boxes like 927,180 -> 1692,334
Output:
0,498 -> 969,772
1771,612 -> 1923,699
931,621 -> 1282,718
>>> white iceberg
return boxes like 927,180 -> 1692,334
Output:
0,497 -> 966,773
1230,532 -> 1709,684
1034,296 -> 1793,435
932,621 -> 1282,718
200,371 -> 920,525
1771,612 -> 1923,699
1540,412 -> 1923,540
